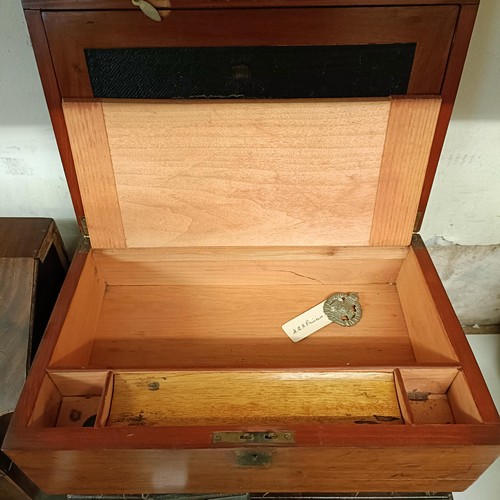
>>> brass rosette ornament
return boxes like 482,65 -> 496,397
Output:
323,292 -> 362,327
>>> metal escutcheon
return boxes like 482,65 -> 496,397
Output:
323,292 -> 362,327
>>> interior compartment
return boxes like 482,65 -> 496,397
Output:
48,245 -> 462,370
28,371 -> 110,428
30,367 -> 483,429
396,368 -> 483,425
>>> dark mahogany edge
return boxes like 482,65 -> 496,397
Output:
24,10 -> 84,226
417,4 -> 479,229
2,245 -> 88,448
5,423 -> 500,452
22,1 -> 481,10
411,234 -> 500,423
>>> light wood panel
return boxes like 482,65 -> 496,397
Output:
48,370 -> 108,396
95,371 -> 114,427
370,97 -> 441,246
409,395 -> 455,425
49,252 -> 106,368
89,283 -> 415,368
396,248 -> 458,364
102,99 -> 389,248
394,369 -> 415,425
399,367 -> 458,394
448,371 -> 483,424
62,101 -> 126,248
28,375 -> 60,428
108,371 -> 402,427
93,246 -> 407,286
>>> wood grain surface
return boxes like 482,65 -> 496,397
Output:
448,371 -> 483,424
93,246 -> 407,286
49,250 -> 106,368
62,101 -> 126,249
370,98 -> 441,245
108,371 -> 402,426
0,218 -> 56,259
397,248 -> 459,364
89,283 -> 415,368
0,259 -> 35,416
409,395 -> 455,425
7,445 -> 499,494
101,99 -> 389,248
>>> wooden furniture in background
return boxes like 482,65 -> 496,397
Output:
0,218 -> 68,500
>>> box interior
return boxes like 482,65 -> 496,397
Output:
26,96 -> 484,432
27,245 -> 483,429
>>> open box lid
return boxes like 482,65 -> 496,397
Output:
62,97 -> 440,249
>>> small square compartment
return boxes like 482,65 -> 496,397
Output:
29,371 -> 112,429
395,368 -> 483,425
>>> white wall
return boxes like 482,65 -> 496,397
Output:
0,0 -> 79,254
421,0 -> 500,246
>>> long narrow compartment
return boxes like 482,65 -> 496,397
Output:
31,366 -> 484,429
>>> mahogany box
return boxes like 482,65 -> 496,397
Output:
3,0 -> 500,494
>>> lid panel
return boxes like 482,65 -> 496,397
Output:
62,98 -> 440,249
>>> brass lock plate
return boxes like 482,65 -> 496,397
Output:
236,450 -> 272,467
212,431 -> 295,445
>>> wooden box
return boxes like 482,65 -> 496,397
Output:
4,0 -> 500,495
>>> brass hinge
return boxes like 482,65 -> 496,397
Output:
80,216 -> 89,238
413,211 -> 424,233
78,216 -> 91,253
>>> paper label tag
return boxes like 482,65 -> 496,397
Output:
282,301 -> 332,342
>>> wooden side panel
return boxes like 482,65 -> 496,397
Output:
396,248 -> 459,364
370,98 -> 441,246
448,371 -> 483,424
93,246 -> 407,286
102,99 -> 389,248
7,446 -> 499,494
411,236 -> 500,424
47,370 -> 108,396
62,101 -> 126,249
27,375 -> 60,428
49,252 -> 106,368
